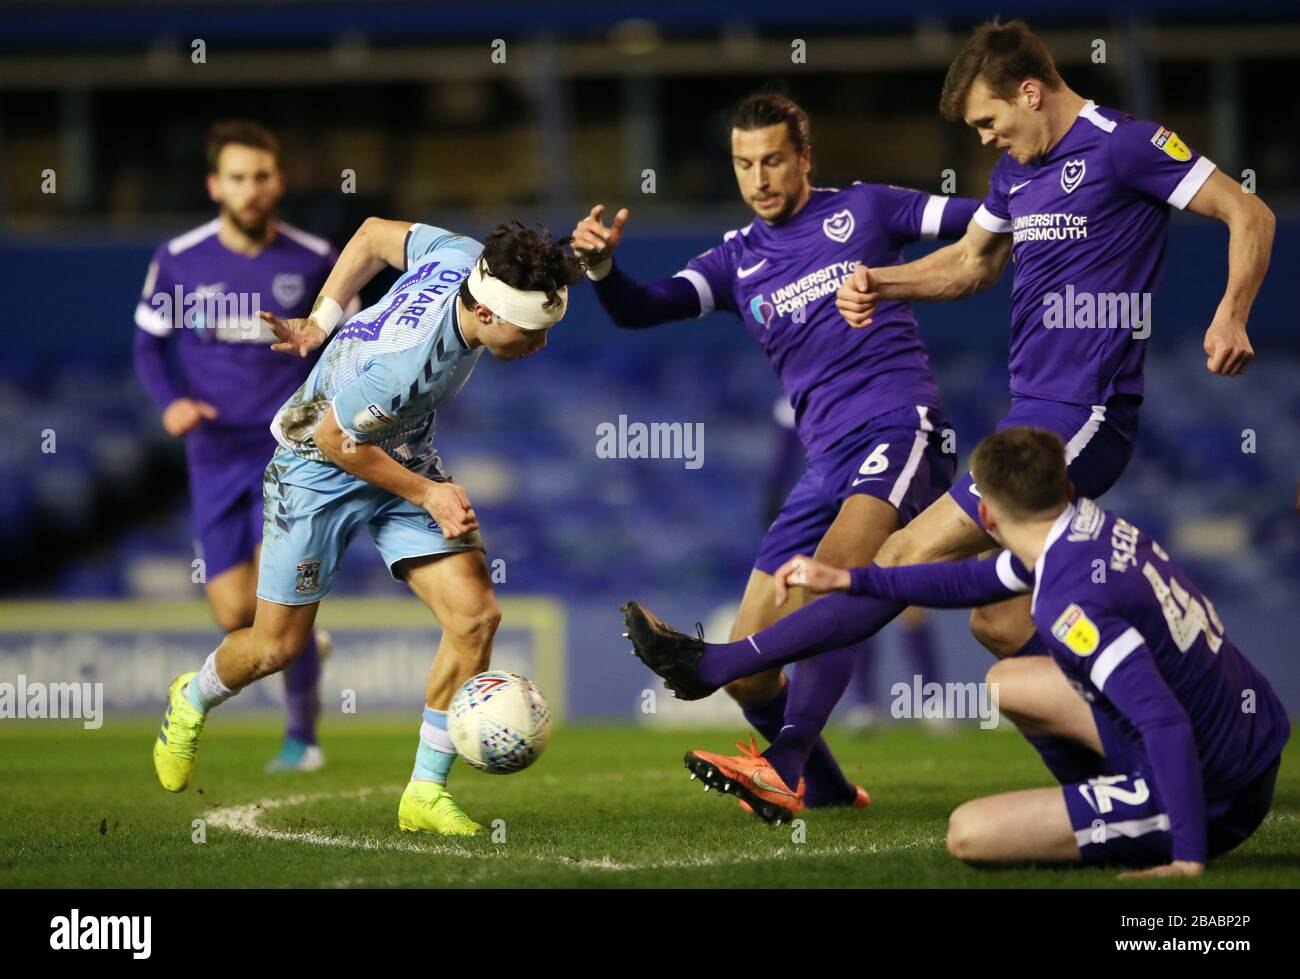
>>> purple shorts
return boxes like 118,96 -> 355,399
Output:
753,404 -> 955,574
1063,756 -> 1280,868
186,426 -> 279,580
950,394 -> 1141,525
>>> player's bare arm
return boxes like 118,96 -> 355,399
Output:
312,408 -> 479,539
836,219 -> 1012,328
570,203 -> 630,274
261,216 -> 414,356
1185,168 -> 1275,377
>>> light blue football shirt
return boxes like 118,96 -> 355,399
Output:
271,224 -> 484,472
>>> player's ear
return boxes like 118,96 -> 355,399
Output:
474,303 -> 495,325
977,499 -> 994,534
205,172 -> 220,204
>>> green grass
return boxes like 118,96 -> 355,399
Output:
1,717 -> 1297,888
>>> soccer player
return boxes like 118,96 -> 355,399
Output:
134,121 -> 357,772
621,20 -> 1274,822
762,428 -> 1290,875
574,92 -> 978,817
151,218 -> 582,836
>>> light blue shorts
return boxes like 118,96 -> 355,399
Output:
257,448 -> 483,606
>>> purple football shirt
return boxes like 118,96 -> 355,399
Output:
134,219 -> 339,430
974,102 -> 1217,405
679,184 -> 976,459
1032,498 -> 1290,862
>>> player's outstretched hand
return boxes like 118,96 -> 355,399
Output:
261,311 -> 327,358
1117,860 -> 1205,880
420,481 -> 479,540
836,265 -> 879,328
571,204 -> 629,273
1202,312 -> 1253,376
161,397 -> 219,437
773,555 -> 852,607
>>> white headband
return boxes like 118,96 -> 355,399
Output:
467,258 -> 567,332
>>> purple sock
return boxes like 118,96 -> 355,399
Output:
283,632 -> 321,745
763,648 -> 859,804
1004,633 -> 1102,782
742,677 -> 855,807
901,618 -> 939,684
850,637 -> 876,707
699,592 -> 906,690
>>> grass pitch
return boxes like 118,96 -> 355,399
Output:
2,717 -> 1297,888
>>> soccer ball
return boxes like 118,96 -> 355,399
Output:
447,671 -> 551,774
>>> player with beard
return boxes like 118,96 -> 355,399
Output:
574,92 -> 978,818
134,121 -> 357,772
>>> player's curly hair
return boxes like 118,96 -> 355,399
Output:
460,222 -> 584,312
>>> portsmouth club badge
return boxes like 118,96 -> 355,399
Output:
273,272 -> 306,308
822,208 -> 855,243
1060,159 -> 1086,194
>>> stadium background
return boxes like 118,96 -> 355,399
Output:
0,0 -> 1297,726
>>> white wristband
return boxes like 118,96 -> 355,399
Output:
310,296 -> 345,334
585,256 -> 612,281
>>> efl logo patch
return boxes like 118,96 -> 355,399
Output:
295,559 -> 321,594
1052,603 -> 1099,656
1060,159 -> 1087,194
1151,127 -> 1191,162
352,403 -> 395,434
822,209 -> 855,243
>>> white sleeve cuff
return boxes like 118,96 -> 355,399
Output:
134,302 -> 171,337
1167,156 -> 1216,210
973,204 -> 1012,235
585,257 -> 613,281
673,269 -> 715,317
1089,627 -> 1145,692
920,195 -> 948,240
995,550 -> 1033,593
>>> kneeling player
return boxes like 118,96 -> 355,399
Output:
152,218 -> 582,836
758,427 -> 1290,874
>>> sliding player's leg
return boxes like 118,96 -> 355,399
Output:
723,569 -> 862,810
394,550 -> 500,837
757,493 -> 898,803
626,491 -> 991,698
946,788 -> 1082,864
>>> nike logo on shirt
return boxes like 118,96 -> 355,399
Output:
736,260 -> 767,278
1009,180 -> 1033,195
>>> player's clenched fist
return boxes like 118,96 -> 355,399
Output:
570,204 -> 629,274
420,481 -> 479,540
1202,312 -> 1253,377
773,555 -> 852,607
836,265 -> 879,328
260,310 -> 327,358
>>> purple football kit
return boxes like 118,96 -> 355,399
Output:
592,182 -> 977,802
134,219 -> 340,578
594,183 -> 978,571
952,101 -> 1217,524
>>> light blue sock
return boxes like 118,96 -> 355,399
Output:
412,707 -> 456,785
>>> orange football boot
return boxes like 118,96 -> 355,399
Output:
737,779 -> 870,815
685,736 -> 804,824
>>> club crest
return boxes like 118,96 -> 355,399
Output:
822,208 -> 855,243
273,272 -> 306,307
1060,159 -> 1087,194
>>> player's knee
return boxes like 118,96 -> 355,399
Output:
723,671 -> 782,708
946,802 -> 990,863
449,601 -> 501,652
970,607 -> 1026,659
874,527 -> 923,568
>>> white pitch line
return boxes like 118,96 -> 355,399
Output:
204,786 -> 942,874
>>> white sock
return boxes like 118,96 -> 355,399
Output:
188,651 -> 236,712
